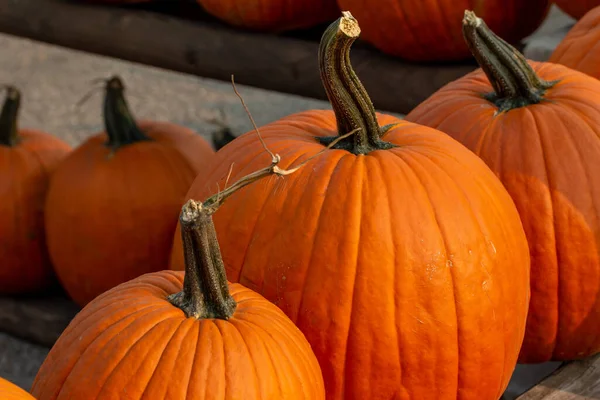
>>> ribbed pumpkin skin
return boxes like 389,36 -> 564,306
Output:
31,270 -> 324,400
0,377 -> 35,399
0,130 -> 70,294
554,0 -> 600,19
170,110 -> 531,399
334,0 -> 549,61
406,62 -> 600,363
45,121 -> 215,306
198,0 -> 340,32
550,6 -> 600,78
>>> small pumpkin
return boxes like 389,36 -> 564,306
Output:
196,0 -> 340,32
0,377 -> 35,399
334,0 -> 550,61
171,12 -> 530,399
45,76 -> 216,307
549,6 -> 600,78
31,158 -> 325,400
554,0 -> 600,19
406,11 -> 600,363
0,86 -> 71,294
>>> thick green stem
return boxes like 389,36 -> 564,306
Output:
167,155 -> 293,319
168,200 -> 237,320
0,86 -> 20,147
462,10 -> 557,113
318,11 -> 395,154
104,76 -> 151,149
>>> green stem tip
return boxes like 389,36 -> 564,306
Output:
103,76 -> 151,149
317,11 -> 396,154
462,10 -> 557,113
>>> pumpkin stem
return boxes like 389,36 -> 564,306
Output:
0,86 -> 21,147
317,11 -> 396,154
462,11 -> 557,113
168,152 -> 299,319
103,76 -> 151,149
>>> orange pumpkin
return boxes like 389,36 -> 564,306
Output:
197,0 -> 340,32
549,6 -> 600,78
170,12 -> 530,399
32,159 -> 325,400
334,0 -> 549,61
45,77 -> 215,307
0,377 -> 35,399
554,0 -> 600,19
0,86 -> 71,294
406,11 -> 600,363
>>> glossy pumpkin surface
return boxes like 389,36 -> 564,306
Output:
170,13 -> 531,399
334,0 -> 549,61
407,12 -> 600,363
550,6 -> 600,78
0,87 -> 71,294
45,77 -> 215,307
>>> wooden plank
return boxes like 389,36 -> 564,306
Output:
517,355 -> 600,399
0,0 -> 476,115
0,294 -> 79,348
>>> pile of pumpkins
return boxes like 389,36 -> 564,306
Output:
1,4 -> 600,400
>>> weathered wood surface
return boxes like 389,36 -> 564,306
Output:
517,354 -> 600,399
0,294 -> 79,348
0,0 -> 476,115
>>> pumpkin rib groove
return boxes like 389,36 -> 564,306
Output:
232,313 -> 305,397
234,146 -> 310,285
376,151 -> 403,392
51,309 -> 176,399
526,108 -> 561,360
97,316 -> 183,399
544,107 -> 600,358
90,317 -> 183,400
228,320 -> 264,398
398,149 -> 462,396
340,156 -> 365,398
294,151 -> 348,320
183,322 -> 203,400
136,318 -> 187,399
235,145 -> 319,287
161,319 -> 198,399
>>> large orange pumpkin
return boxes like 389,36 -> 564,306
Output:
554,0 -> 600,19
45,77 -> 215,307
0,377 -> 35,399
406,11 -> 600,363
549,6 -> 600,78
197,0 -> 340,32
334,0 -> 549,61
170,12 -> 531,399
0,86 -> 71,294
32,161 -> 325,400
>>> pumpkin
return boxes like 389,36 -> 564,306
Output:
334,0 -> 549,61
554,0 -> 600,19
0,86 -> 71,294
45,76 -> 216,307
31,156 -> 325,400
549,6 -> 600,78
170,12 -> 531,399
196,0 -> 340,32
0,377 -> 35,399
406,11 -> 600,363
